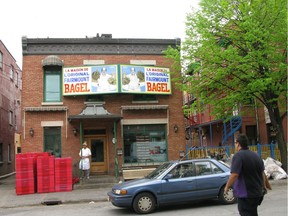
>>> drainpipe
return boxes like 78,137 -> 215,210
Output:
79,122 -> 83,176
80,122 -> 83,146
113,121 -> 118,179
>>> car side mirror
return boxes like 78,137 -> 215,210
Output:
163,173 -> 173,180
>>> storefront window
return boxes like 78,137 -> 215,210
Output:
123,124 -> 167,164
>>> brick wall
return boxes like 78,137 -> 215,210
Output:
0,41 -> 22,176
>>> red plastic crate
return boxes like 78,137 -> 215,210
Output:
16,170 -> 34,180
36,156 -> 55,193
54,157 -> 72,192
16,152 -> 51,159
54,184 -> 72,192
16,178 -> 35,195
16,157 -> 35,172
37,156 -> 55,176
55,157 -> 72,167
15,152 -> 52,195
55,178 -> 72,184
54,158 -> 72,172
37,175 -> 55,193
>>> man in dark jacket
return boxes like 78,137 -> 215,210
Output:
224,134 -> 267,216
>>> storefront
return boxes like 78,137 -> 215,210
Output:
21,35 -> 186,176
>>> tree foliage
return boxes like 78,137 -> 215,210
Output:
167,0 -> 287,170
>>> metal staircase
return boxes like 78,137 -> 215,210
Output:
221,116 -> 242,145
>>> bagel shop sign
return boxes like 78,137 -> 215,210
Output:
62,65 -> 171,96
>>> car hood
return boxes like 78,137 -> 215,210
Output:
113,178 -> 156,189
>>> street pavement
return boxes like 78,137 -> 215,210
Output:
0,174 -> 112,208
0,173 -> 287,209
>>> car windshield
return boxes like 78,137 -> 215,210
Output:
146,162 -> 174,179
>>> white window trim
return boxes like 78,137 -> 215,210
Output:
130,60 -> 156,65
83,60 -> 105,65
41,121 -> 63,127
41,102 -> 64,106
121,119 -> 168,125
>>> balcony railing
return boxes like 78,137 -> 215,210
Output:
186,143 -> 281,162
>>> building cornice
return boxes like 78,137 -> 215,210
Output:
22,36 -> 181,56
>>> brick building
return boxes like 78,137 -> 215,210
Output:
21,35 -> 186,177
0,40 -> 22,177
184,92 -> 287,150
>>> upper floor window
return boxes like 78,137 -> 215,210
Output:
0,143 -> 3,162
8,144 -> 11,162
10,65 -> 14,80
15,72 -> 19,87
9,111 -> 13,126
186,62 -> 201,76
44,66 -> 62,102
14,114 -> 17,130
0,51 -> 3,70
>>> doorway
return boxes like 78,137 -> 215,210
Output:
246,125 -> 257,145
86,136 -> 107,174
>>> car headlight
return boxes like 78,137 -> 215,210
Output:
114,189 -> 128,195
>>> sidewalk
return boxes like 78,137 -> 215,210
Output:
0,174 -> 112,208
0,174 -> 287,208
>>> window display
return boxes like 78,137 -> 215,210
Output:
123,125 -> 167,164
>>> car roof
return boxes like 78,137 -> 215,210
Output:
170,158 -> 219,165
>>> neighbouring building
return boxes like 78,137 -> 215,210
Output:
183,91 -> 287,153
21,35 -> 186,177
0,40 -> 22,177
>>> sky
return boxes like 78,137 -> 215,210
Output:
1,0 -> 199,69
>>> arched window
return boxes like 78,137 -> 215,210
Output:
42,56 -> 63,102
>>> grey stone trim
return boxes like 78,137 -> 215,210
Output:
22,36 -> 180,56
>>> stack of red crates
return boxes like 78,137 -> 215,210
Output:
15,152 -> 51,195
15,155 -> 36,195
37,156 -> 55,193
15,153 -> 72,194
54,157 -> 72,192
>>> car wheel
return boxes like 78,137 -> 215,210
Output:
133,192 -> 156,214
219,186 -> 236,204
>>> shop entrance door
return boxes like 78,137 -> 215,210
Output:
88,136 -> 107,174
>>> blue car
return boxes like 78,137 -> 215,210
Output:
107,158 -> 235,214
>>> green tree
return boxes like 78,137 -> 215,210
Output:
166,0 -> 287,171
